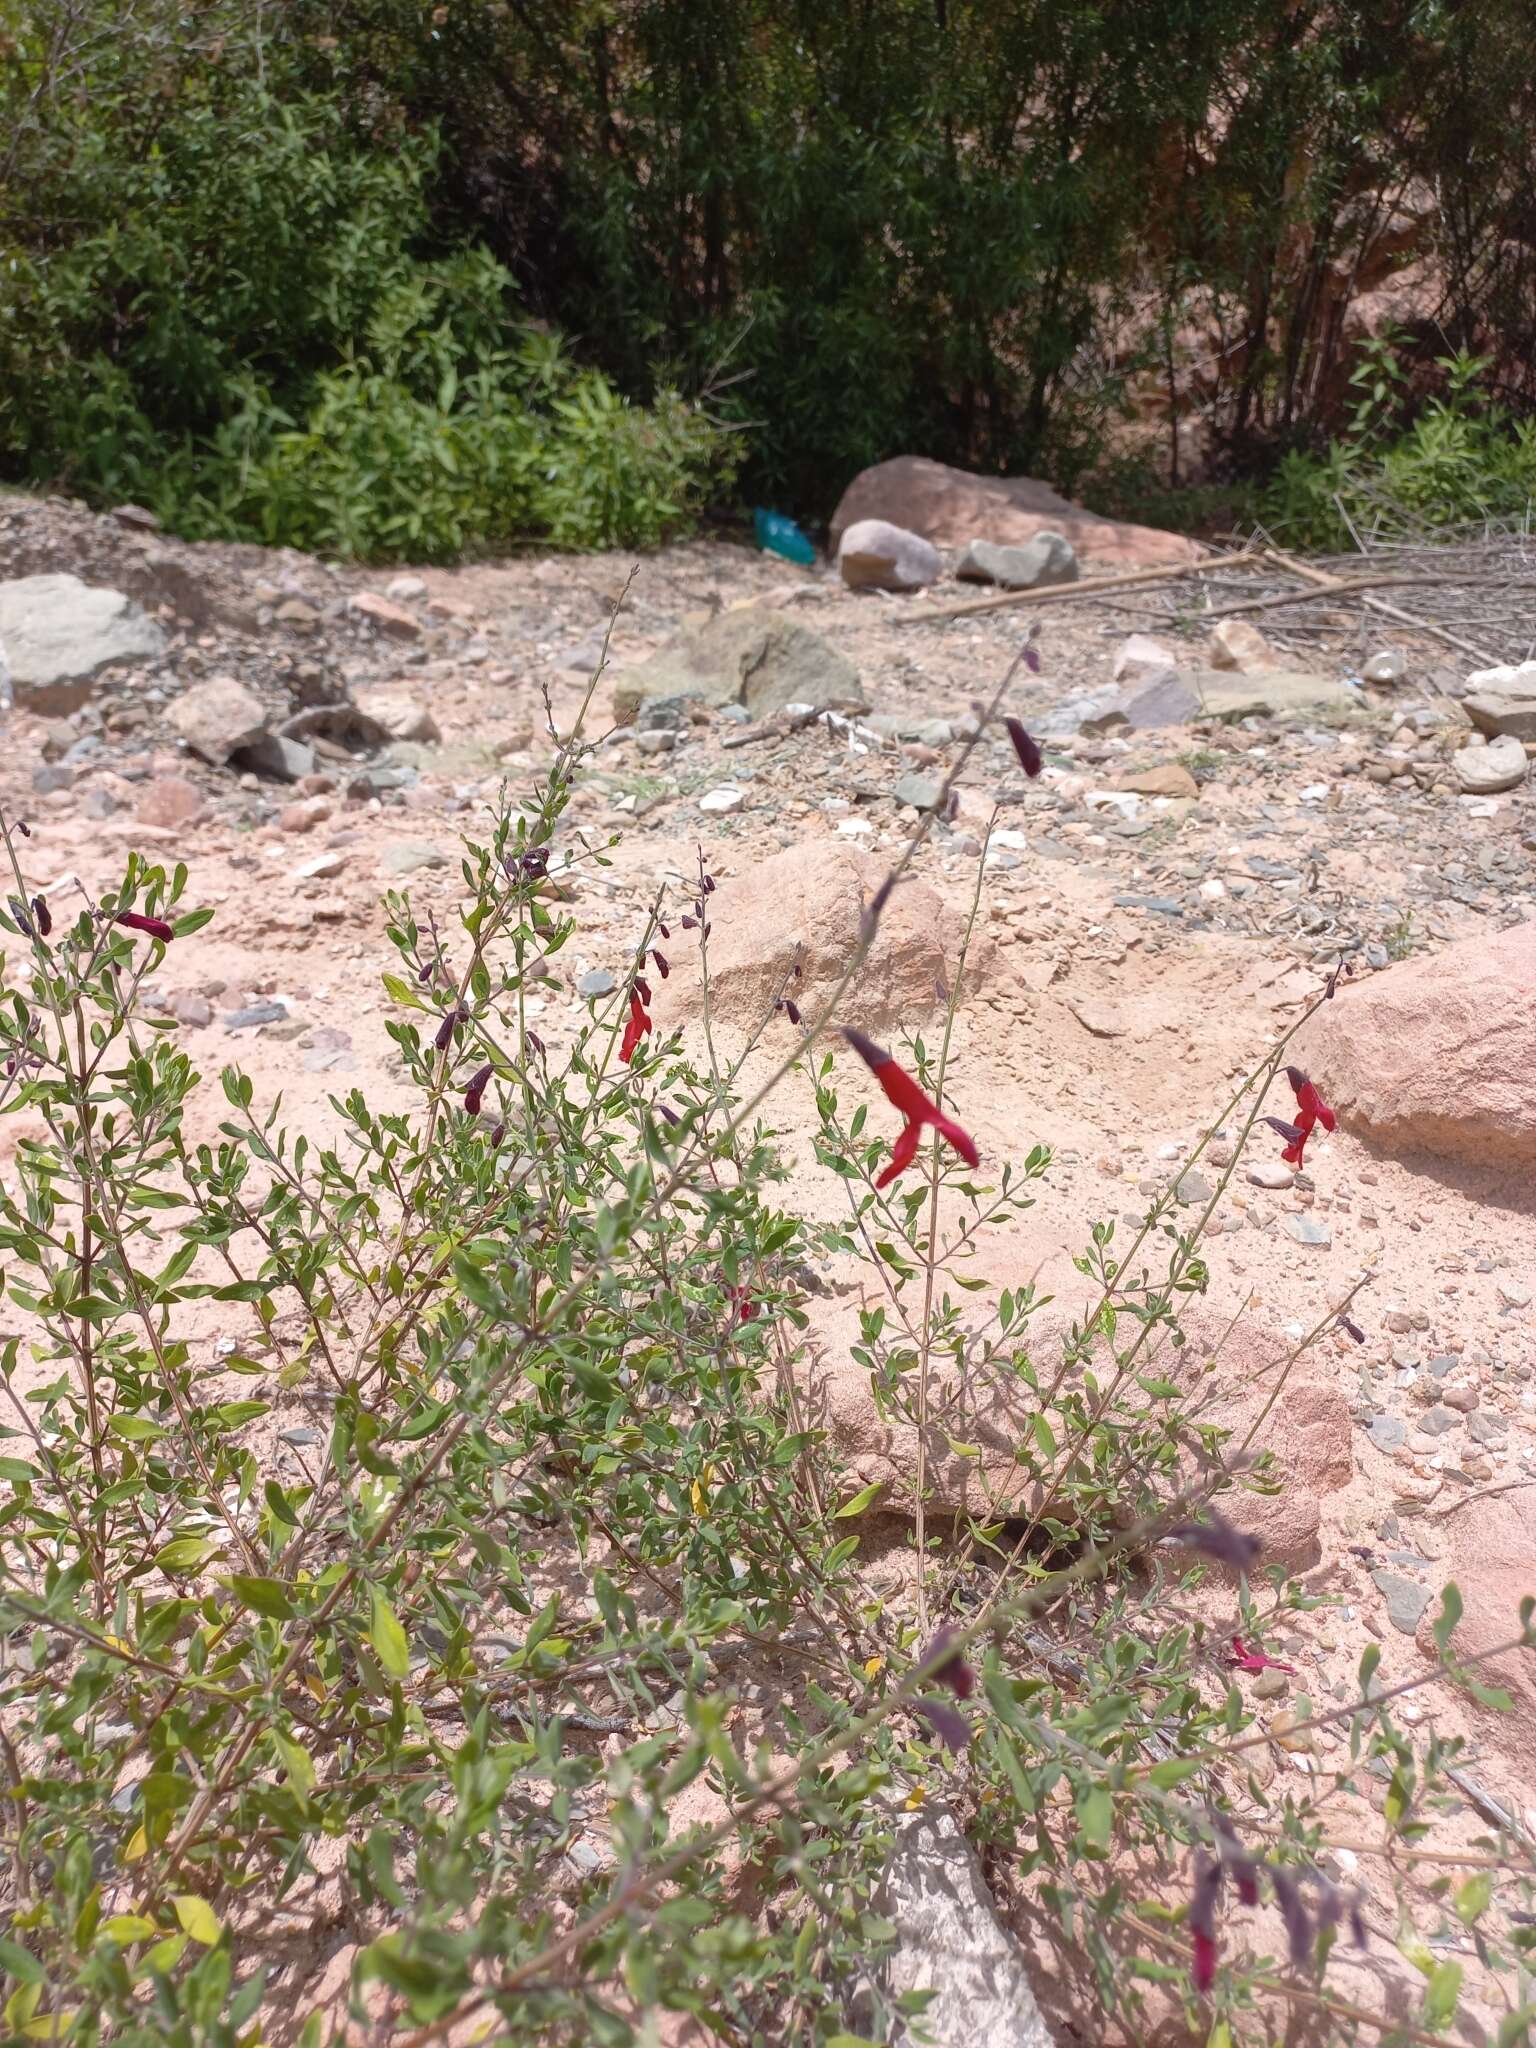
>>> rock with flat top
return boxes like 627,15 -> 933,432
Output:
1463,659 -> 1536,740
1115,764 -> 1198,799
836,518 -> 941,592
612,612 -> 864,724
0,574 -> 165,712
955,533 -> 1078,589
1113,632 -> 1179,683
1083,671 -> 1200,734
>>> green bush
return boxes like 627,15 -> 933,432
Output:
0,670 -> 1531,2045
0,20 -> 731,558
1262,343 -> 1536,550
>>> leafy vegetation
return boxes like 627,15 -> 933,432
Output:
0,657 -> 1532,2045
0,15 -> 730,559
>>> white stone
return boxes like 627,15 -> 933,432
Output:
697,786 -> 744,814
1299,782 -> 1328,802
0,573 -> 165,712
836,518 -> 942,593
1454,732 -> 1527,794
1207,617 -> 1277,674
1113,632 -> 1178,684
1248,1162 -> 1296,1189
385,575 -> 427,602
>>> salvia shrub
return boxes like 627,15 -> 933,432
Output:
0,649 -> 1532,2045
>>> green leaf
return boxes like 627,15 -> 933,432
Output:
368,1586 -> 410,1681
834,1480 -> 884,1519
1497,2003 -> 1536,2048
172,1894 -> 221,1946
270,1730 -> 316,1798
1147,1757 -> 1204,1789
1075,1783 -> 1114,1850
102,1916 -> 158,1945
0,1940 -> 43,1986
1432,1582 -> 1462,1658
0,1459 -> 38,1483
109,1415 -> 167,1442
1454,1872 -> 1492,1926
171,908 -> 214,936
1422,1959 -> 1462,2029
154,1536 -> 217,1573
221,1574 -> 296,1620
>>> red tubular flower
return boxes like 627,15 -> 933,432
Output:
464,1063 -> 492,1115
1228,1635 -> 1297,1676
116,911 -> 174,943
1192,1929 -> 1218,1994
1271,1066 -> 1336,1168
842,1028 -> 978,1188
619,988 -> 651,1064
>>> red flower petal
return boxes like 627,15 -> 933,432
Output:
619,988 -> 652,1064
116,911 -> 175,943
875,1118 -> 921,1188
843,1030 -> 979,1182
1192,1928 -> 1218,1993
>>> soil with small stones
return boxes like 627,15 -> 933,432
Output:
3,490 -> 1534,2043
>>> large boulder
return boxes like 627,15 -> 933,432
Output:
1414,1495 -> 1536,1793
955,533 -> 1078,590
1293,921 -> 1536,1170
677,842 -> 993,1037
0,573 -> 165,712
612,612 -> 865,724
828,457 -> 1202,569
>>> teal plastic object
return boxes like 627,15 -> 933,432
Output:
753,506 -> 816,566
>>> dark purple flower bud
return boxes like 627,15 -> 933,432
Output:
681,916 -> 697,930
657,1103 -> 680,1128
1315,1878 -> 1342,1933
526,1031 -> 545,1057
634,975 -> 652,1005
911,1696 -> 970,1754
1270,1867 -> 1312,1968
1263,1115 -> 1306,1143
1168,1508 -> 1262,1572
116,911 -> 174,943
773,997 -> 784,1012
652,950 -> 669,978
702,874 -> 716,894
1348,1895 -> 1368,1948
30,896 -> 50,938
1232,1859 -> 1260,1908
1004,717 -> 1044,778
657,922 -> 670,940
1338,1314 -> 1365,1344
16,822 -> 29,838
434,1007 -> 465,1052
8,897 -> 33,938
921,1626 -> 976,1700
1190,1854 -> 1223,1941
1021,643 -> 1041,675
785,999 -> 801,1026
464,1063 -> 492,1115
860,874 -> 896,944
487,1121 -> 505,1147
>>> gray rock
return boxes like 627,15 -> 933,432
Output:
837,518 -> 942,593
876,1802 -> 1055,2048
1366,1414 -> 1406,1452
1463,661 -> 1536,741
1083,670 -> 1200,734
1174,1170 -> 1213,1205
0,573 -> 166,712
233,733 -> 315,783
1465,1409 -> 1508,1446
1453,733 -> 1527,794
894,771 -> 943,811
32,763 -> 72,793
955,532 -> 1078,590
613,612 -> 865,724
383,842 -> 449,876
1282,1213 -> 1331,1246
1417,1405 -> 1461,1436
169,676 -> 269,766
577,969 -> 617,998
224,1001 -> 289,1033
1372,1569 -> 1432,1636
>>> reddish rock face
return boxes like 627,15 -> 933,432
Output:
828,456 -> 1204,569
1294,920 -> 1536,1171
